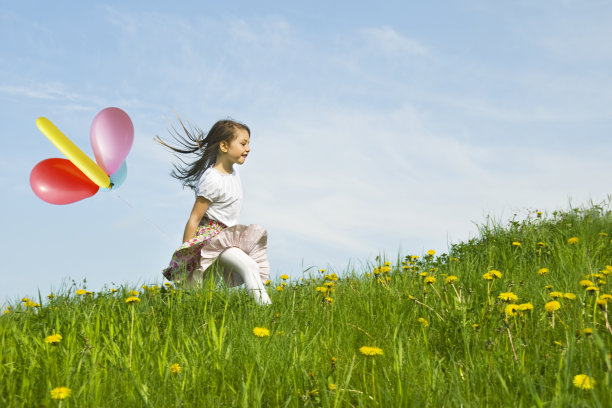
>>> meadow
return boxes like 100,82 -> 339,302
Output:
1,204 -> 611,407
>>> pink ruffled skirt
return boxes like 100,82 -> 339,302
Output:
162,216 -> 270,287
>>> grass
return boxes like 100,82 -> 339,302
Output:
1,204 -> 612,407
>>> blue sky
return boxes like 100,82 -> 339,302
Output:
2,1 -> 611,305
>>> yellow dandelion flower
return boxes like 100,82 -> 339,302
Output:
384,261 -> 391,266
281,282 -> 287,287
276,285 -> 284,291
538,268 -> 549,276
324,296 -> 334,304
545,285 -> 554,291
545,300 -> 561,313
264,280 -> 271,286
328,383 -> 337,391
21,297 -> 30,302
599,294 -> 612,303
583,328 -> 594,335
76,289 -> 86,295
316,286 -> 328,293
427,249 -> 436,256
505,304 -> 519,317
598,279 -> 606,285
599,232 -> 608,237
129,290 -> 139,296
44,334 -> 63,344
252,327 -> 270,338
319,269 -> 326,273
549,291 -> 563,299
573,374 -> 595,390
580,280 -> 594,287
419,272 -> 429,277
330,273 -> 338,281
373,268 -> 381,275
385,276 -> 391,282
170,363 -> 182,374
411,255 -> 419,260
445,275 -> 458,284
517,302 -> 533,311
125,296 -> 140,304
359,346 -> 383,356
585,286 -> 598,293
381,266 -> 391,273
50,386 -> 71,400
537,242 -> 546,246
512,241 -> 521,247
47,294 -> 55,299
110,288 -> 118,293
537,211 -> 543,217
280,274 -> 289,280
568,237 -> 579,245
418,317 -> 430,327
498,292 -> 518,302
24,301 -> 40,307
563,292 -> 576,300
424,277 -> 436,285
323,281 -> 334,287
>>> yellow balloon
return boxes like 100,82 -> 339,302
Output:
36,117 -> 111,188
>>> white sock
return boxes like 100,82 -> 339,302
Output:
218,247 -> 272,305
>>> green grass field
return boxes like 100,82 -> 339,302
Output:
1,204 -> 611,407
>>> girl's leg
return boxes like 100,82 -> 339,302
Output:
218,247 -> 272,305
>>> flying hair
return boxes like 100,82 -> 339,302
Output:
155,114 -> 250,191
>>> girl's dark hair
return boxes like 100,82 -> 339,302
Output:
155,116 -> 250,190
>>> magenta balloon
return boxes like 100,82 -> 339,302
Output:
90,107 -> 134,175
30,158 -> 99,205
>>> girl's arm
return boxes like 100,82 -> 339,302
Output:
182,196 -> 211,243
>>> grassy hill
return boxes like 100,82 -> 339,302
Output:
1,204 -> 611,407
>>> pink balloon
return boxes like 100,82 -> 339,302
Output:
30,158 -> 99,205
90,107 -> 134,175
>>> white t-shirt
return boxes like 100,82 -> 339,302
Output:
195,167 -> 243,227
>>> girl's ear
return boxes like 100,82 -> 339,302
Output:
219,141 -> 228,153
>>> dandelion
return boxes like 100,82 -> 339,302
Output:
359,346 -> 383,356
424,277 -> 436,285
445,275 -> 458,284
24,301 -> 40,308
549,291 -> 563,299
512,241 -> 521,247
483,270 -> 502,281
419,272 -> 429,277
505,304 -> 519,317
21,297 -> 29,302
170,363 -> 182,374
384,261 -> 391,266
276,286 -> 284,291
568,237 -> 579,245
599,232 -> 608,237
498,292 -> 518,302
537,242 -> 546,246
580,280 -> 594,287
328,383 -> 337,391
585,286 -> 598,293
129,290 -> 139,296
563,293 -> 576,300
50,386 -> 71,400
125,296 -> 140,304
316,286 -> 328,293
599,294 -> 612,304
545,301 -> 561,313
281,282 -> 287,287
329,273 -> 338,281
583,328 -> 594,336
573,374 -> 595,390
517,303 -> 533,311
537,211 -> 543,217
538,268 -> 549,276
76,289 -> 86,295
47,294 -> 55,299
110,288 -> 118,293
418,317 -> 430,327
44,334 -> 63,345
324,297 -> 334,304
381,266 -> 391,273
545,285 -> 553,291
323,281 -> 334,287
252,327 -> 270,338
263,280 -> 271,286
427,249 -> 436,256
319,269 -> 326,273
280,274 -> 289,280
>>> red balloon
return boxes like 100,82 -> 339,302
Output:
30,158 -> 99,205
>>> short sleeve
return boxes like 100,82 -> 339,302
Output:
196,171 -> 220,202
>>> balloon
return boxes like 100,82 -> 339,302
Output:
101,161 -> 128,192
36,117 -> 111,189
30,158 -> 99,205
90,107 -> 134,175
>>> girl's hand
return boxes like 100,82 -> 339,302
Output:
182,196 -> 210,243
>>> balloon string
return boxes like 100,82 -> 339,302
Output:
110,191 -> 175,244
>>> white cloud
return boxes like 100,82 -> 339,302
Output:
361,26 -> 429,57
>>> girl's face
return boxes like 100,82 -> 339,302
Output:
221,128 -> 250,165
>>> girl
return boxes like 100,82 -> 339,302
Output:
156,118 -> 271,305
